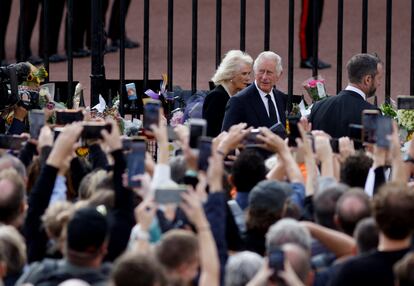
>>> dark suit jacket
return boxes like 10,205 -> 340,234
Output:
202,85 -> 230,137
221,84 -> 287,131
309,89 -> 378,138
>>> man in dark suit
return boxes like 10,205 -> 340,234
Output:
309,53 -> 383,138
222,51 -> 287,131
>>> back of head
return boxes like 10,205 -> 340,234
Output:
0,168 -> 26,226
247,180 -> 292,233
0,155 -> 26,179
78,170 -> 109,200
336,189 -> 371,236
353,217 -> 379,254
155,229 -> 199,272
281,243 -> 311,283
212,50 -> 253,85
232,149 -> 266,193
313,185 -> 346,229
42,201 -> 74,240
0,225 -> 26,276
394,252 -> 414,286
374,183 -> 414,240
224,251 -> 263,286
170,155 -> 187,184
340,152 -> 373,188
347,53 -> 381,84
112,251 -> 166,286
266,218 -> 311,253
253,51 -> 283,77
66,206 -> 109,263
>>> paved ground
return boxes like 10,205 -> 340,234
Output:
4,0 -> 412,106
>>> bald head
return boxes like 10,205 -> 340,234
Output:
281,243 -> 311,283
0,169 -> 26,227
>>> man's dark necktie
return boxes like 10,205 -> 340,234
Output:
266,94 -> 278,123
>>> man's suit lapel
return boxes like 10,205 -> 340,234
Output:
247,85 -> 271,127
273,88 -> 286,125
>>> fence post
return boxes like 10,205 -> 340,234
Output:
42,0 -> 49,82
362,0 -> 368,53
143,0 -> 149,92
411,0 -> 414,95
287,0 -> 294,113
385,0 -> 392,103
191,0 -> 198,94
119,0 -> 126,116
90,0 -> 106,106
168,0 -> 174,91
264,0 -> 270,51
67,0 -> 74,107
312,0 -> 319,77
240,0 -> 246,51
336,0 -> 344,94
215,0 -> 222,68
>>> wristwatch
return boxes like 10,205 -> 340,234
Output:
403,153 -> 414,164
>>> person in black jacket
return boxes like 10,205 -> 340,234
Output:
202,50 -> 253,137
309,53 -> 382,138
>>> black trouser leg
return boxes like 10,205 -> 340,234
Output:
299,0 -> 324,61
39,0 -> 66,56
0,0 -> 12,62
16,0 -> 41,60
108,0 -> 132,41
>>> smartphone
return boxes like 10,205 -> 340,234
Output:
397,96 -> 414,110
243,128 -> 261,147
154,185 -> 187,204
198,137 -> 212,171
288,116 -> 300,147
348,124 -> 363,142
143,101 -> 160,130
362,110 -> 380,144
29,110 -> 45,139
268,248 -> 285,282
376,116 -> 393,149
189,118 -> 207,149
0,135 -> 27,150
56,109 -> 84,125
270,122 -> 287,139
127,138 -> 146,187
81,123 -> 112,139
330,138 -> 339,153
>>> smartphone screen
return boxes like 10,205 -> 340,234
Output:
56,110 -> 84,125
127,139 -> 146,187
154,186 -> 187,204
268,248 -> 285,282
243,129 -> 260,147
362,110 -> 380,144
348,124 -> 363,142
189,119 -> 207,149
397,96 -> 414,110
376,116 -> 392,148
288,116 -> 300,147
29,110 -> 45,139
198,137 -> 212,171
143,101 -> 160,130
0,135 -> 27,150
81,123 -> 112,139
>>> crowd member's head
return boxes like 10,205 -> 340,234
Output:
0,225 -> 26,282
374,183 -> 414,242
346,53 -> 383,98
280,243 -> 312,285
253,51 -> 283,93
78,170 -> 109,200
111,251 -> 166,286
224,251 -> 263,286
212,50 -> 253,95
0,168 -> 26,228
231,149 -> 266,193
340,152 -> 373,188
0,155 -> 27,181
170,155 -> 187,184
155,229 -> 199,284
313,186 -> 346,230
65,206 -> 109,268
353,217 -> 379,254
266,218 -> 312,253
394,252 -> 414,286
247,180 -> 291,234
58,279 -> 91,286
335,189 -> 371,236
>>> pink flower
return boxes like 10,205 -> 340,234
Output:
308,79 -> 324,88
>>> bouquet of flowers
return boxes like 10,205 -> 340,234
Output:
302,76 -> 327,103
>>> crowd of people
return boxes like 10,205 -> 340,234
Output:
0,49 -> 413,286
0,0 -> 139,66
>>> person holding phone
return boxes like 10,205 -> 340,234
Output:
222,51 -> 287,131
309,53 -> 382,138
203,50 -> 253,137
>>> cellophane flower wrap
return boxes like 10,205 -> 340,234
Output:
302,75 -> 327,102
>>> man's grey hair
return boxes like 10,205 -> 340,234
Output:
0,155 -> 27,179
225,251 -> 263,286
212,50 -> 253,85
347,53 -> 382,84
253,51 -> 283,77
266,218 -> 312,252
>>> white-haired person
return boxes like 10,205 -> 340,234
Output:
202,50 -> 253,137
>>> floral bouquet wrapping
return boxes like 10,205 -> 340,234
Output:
302,75 -> 327,103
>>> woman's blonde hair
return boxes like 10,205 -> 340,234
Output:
212,50 -> 253,85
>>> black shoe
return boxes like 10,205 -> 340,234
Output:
105,44 -> 118,53
110,38 -> 140,50
49,53 -> 67,63
300,58 -> 331,69
72,49 -> 91,58
0,60 -> 8,67
27,55 -> 44,65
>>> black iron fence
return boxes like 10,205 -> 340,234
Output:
26,0 -> 413,114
